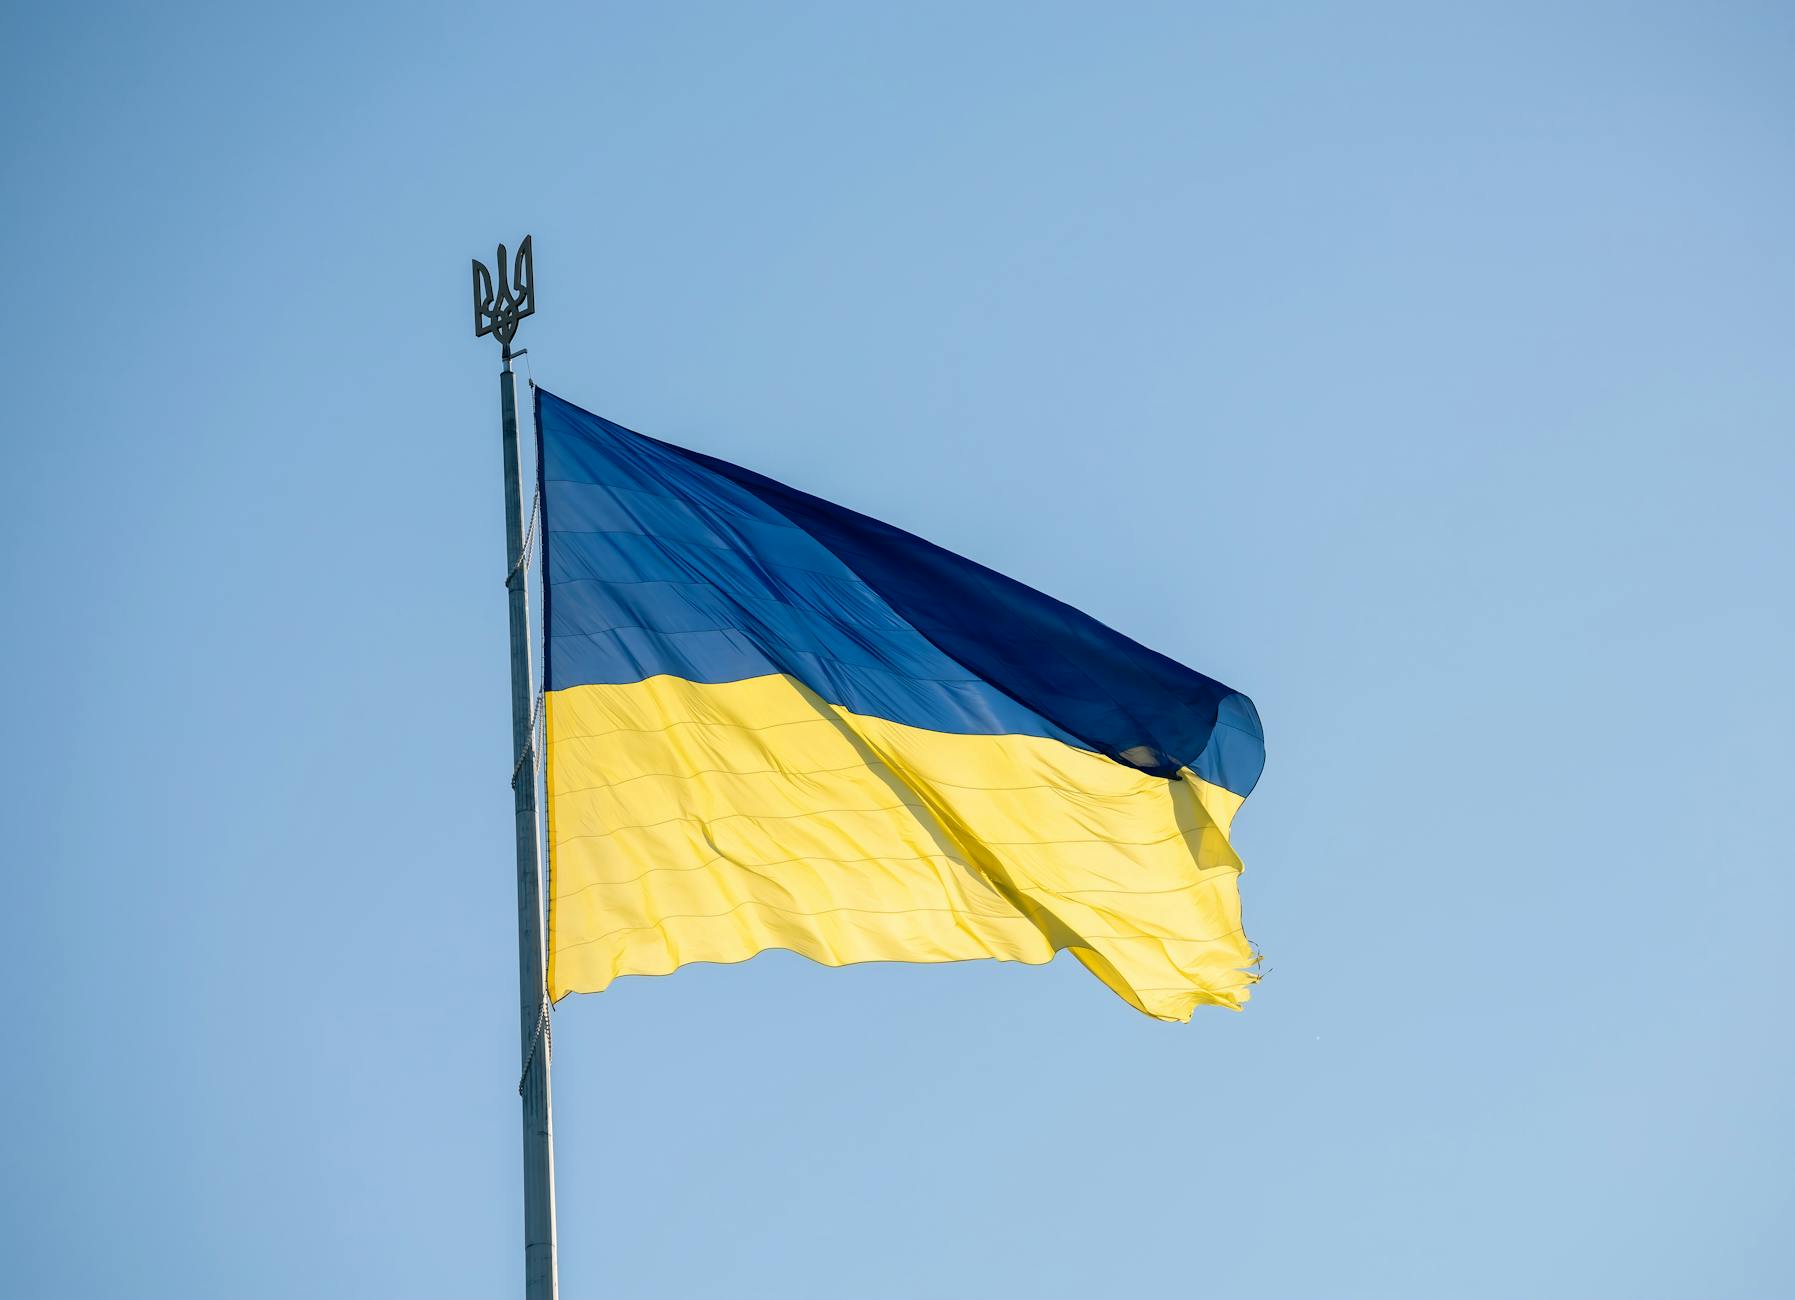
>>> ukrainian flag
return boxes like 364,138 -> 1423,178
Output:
537,389 -> 1264,1021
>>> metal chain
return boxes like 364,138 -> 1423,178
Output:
507,485 -> 548,1094
517,995 -> 552,1095
511,692 -> 546,788
505,487 -> 542,588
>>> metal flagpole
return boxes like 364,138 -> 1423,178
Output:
473,236 -> 559,1300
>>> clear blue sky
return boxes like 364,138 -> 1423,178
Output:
4,3 -> 1791,1297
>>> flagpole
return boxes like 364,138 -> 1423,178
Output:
474,238 -> 559,1300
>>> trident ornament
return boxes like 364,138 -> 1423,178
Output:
473,236 -> 536,364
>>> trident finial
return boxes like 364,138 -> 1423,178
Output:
473,236 -> 536,367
